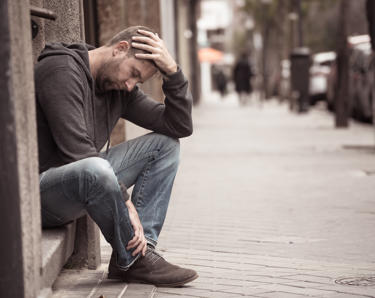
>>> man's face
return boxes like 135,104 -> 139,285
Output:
96,54 -> 157,92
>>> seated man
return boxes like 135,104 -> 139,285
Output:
35,25 -> 197,287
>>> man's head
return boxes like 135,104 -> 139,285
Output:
94,26 -> 158,92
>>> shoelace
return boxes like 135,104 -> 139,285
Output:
146,248 -> 163,264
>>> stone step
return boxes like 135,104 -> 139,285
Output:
41,222 -> 76,290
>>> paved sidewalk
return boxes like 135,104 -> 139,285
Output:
52,93 -> 375,297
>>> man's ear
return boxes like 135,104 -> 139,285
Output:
113,41 -> 130,57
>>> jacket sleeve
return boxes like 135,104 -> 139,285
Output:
121,67 -> 193,138
36,66 -> 98,163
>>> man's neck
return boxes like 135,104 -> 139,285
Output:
88,46 -> 109,79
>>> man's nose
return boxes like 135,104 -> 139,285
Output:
125,80 -> 136,91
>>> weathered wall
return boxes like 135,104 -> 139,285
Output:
176,0 -> 200,105
30,0 -> 45,63
160,0 -> 176,59
31,0 -> 101,271
97,0 -> 126,45
96,0 -> 164,142
31,0 -> 85,61
44,0 -> 85,43
0,0 -> 41,297
176,0 -> 192,80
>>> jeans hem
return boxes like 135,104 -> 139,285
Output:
146,236 -> 157,248
116,253 -> 140,271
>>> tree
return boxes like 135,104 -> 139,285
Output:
335,0 -> 350,127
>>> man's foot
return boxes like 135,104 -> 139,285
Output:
108,247 -> 198,287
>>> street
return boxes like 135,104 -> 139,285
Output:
53,93 -> 375,297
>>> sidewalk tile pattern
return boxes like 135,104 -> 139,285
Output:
52,95 -> 375,297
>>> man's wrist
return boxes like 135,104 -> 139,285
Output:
164,63 -> 178,75
120,182 -> 130,202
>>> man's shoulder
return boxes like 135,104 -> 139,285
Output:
35,54 -> 82,79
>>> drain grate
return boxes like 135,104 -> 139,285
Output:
335,276 -> 375,286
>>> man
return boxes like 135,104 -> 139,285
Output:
35,25 -> 197,287
233,52 -> 253,106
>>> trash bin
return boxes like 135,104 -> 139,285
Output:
290,47 -> 311,112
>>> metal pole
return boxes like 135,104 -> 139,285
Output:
188,0 -> 200,105
30,5 -> 56,20
335,0 -> 350,127
296,0 -> 303,47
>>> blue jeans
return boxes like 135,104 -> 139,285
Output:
39,133 -> 180,269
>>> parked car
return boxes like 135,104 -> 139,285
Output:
349,39 -> 373,122
327,35 -> 373,123
309,51 -> 336,105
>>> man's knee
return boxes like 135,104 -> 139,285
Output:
77,157 -> 118,192
150,134 -> 180,170
152,133 -> 180,156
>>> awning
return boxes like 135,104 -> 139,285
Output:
198,47 -> 223,63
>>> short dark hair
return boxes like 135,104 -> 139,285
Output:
106,25 -> 156,57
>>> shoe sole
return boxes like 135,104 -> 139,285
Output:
107,272 -> 199,287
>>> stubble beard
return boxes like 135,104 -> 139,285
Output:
96,58 -> 121,92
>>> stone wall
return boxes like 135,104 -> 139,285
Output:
0,0 -> 41,297
31,0 -> 101,272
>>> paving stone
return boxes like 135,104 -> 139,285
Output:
252,283 -> 339,297
322,293 -> 371,298
281,274 -> 335,284
255,292 -> 318,298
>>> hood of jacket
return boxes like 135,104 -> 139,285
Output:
37,42 -> 113,154
38,42 -> 94,84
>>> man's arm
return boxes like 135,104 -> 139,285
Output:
122,30 -> 193,137
122,68 -> 193,138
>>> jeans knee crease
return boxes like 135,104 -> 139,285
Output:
134,164 -> 152,208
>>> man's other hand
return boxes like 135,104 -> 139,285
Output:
125,200 -> 147,256
131,29 -> 178,75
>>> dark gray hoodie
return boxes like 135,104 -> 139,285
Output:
35,43 -> 193,176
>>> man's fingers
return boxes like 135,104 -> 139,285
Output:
132,42 -> 160,54
132,244 -> 143,256
135,53 -> 159,60
127,232 -> 140,248
132,239 -> 147,256
137,29 -> 159,41
126,239 -> 138,249
142,243 -> 147,256
127,236 -> 141,250
132,36 -> 159,47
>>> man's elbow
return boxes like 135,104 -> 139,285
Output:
178,122 -> 193,138
184,126 -> 193,137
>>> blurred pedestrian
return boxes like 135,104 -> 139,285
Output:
233,52 -> 253,105
215,68 -> 228,99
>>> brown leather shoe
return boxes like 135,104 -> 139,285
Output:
107,247 -> 198,287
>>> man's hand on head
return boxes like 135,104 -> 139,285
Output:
131,29 -> 178,75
